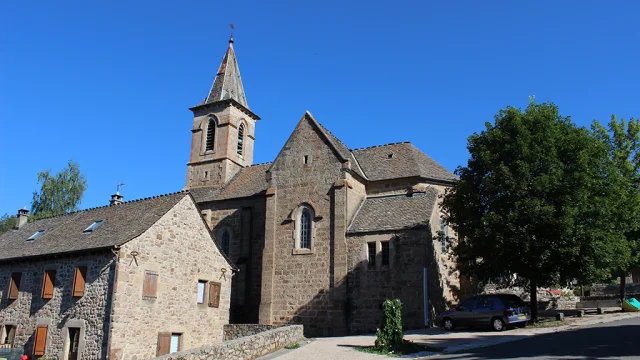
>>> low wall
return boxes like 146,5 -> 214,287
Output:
151,325 -> 304,360
223,324 -> 282,341
591,283 -> 640,296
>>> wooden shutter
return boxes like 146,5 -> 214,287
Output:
42,270 -> 56,299
156,332 -> 171,356
33,324 -> 48,356
143,271 -> 158,298
8,273 -> 21,300
72,266 -> 87,297
208,281 -> 221,308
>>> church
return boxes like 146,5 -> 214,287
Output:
186,37 -> 464,336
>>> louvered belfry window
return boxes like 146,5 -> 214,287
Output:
205,118 -> 215,151
300,208 -> 312,249
237,123 -> 244,156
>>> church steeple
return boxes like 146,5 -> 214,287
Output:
186,37 -> 260,189
201,37 -> 249,109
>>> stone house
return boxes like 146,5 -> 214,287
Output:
0,192 -> 233,359
187,37 -> 465,336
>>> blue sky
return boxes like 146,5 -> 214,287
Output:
1,1 -> 639,216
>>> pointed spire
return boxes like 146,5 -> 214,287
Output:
202,38 -> 249,109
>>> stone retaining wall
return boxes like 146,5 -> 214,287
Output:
591,283 -> 640,296
151,325 -> 304,360
223,324 -> 281,341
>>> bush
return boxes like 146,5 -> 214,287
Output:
375,299 -> 404,353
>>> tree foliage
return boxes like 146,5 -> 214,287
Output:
31,160 -> 87,219
0,213 -> 16,235
375,299 -> 404,353
442,102 -> 624,320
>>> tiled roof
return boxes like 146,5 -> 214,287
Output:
312,118 -> 367,179
200,39 -> 249,109
190,163 -> 271,203
352,142 -> 457,182
0,192 -> 189,261
347,187 -> 439,234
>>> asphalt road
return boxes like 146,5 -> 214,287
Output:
435,316 -> 640,360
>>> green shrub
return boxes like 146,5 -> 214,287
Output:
375,298 -> 404,353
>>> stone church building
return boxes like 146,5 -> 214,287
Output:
186,37 -> 464,336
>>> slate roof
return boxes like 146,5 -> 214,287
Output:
190,163 -> 271,203
0,192 -> 189,262
352,142 -> 457,182
347,187 -> 439,234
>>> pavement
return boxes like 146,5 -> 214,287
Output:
261,311 -> 640,360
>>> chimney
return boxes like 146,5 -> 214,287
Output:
15,207 -> 29,229
109,191 -> 124,206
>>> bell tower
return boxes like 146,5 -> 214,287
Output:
186,37 -> 260,189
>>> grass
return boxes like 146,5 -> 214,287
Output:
285,342 -> 301,350
355,340 -> 444,357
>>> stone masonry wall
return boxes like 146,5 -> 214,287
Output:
0,252 -> 115,359
262,116 -> 348,336
151,325 -> 303,360
223,324 -> 281,341
108,196 -> 233,360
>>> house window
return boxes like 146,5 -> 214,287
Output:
170,333 -> 182,353
33,324 -> 48,356
27,230 -> 45,241
381,242 -> 390,266
8,272 -> 21,300
2,325 -> 16,346
368,242 -> 376,267
300,208 -> 312,249
42,270 -> 56,299
143,271 -> 158,298
83,220 -> 104,233
205,118 -> 216,152
440,219 -> 448,253
220,230 -> 230,256
304,155 -> 310,165
72,266 -> 87,297
237,123 -> 245,156
208,281 -> 221,308
197,280 -> 207,304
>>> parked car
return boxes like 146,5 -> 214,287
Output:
438,294 -> 531,331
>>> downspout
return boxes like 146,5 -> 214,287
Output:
105,245 -> 120,359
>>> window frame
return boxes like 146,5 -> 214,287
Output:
205,117 -> 216,153
27,230 -> 46,241
367,242 -> 376,267
170,333 -> 182,353
292,203 -> 316,254
381,241 -> 390,266
440,219 -> 448,253
197,280 -> 207,304
1,324 -> 17,346
83,220 -> 105,233
237,122 -> 245,156
220,230 -> 231,256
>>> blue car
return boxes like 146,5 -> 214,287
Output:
438,294 -> 531,331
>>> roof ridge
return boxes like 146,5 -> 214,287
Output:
248,162 -> 273,167
25,190 -> 189,222
350,141 -> 411,151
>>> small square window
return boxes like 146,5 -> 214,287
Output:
27,230 -> 45,241
83,220 -> 104,233
197,280 -> 206,304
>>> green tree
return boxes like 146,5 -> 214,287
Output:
0,213 -> 16,235
441,102 -> 620,321
31,159 -> 87,219
592,115 -> 640,300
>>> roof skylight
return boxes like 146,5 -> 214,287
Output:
83,220 -> 105,233
27,230 -> 46,241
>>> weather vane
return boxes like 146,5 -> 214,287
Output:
117,182 -> 125,194
230,24 -> 235,39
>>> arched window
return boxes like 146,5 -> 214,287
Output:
220,230 -> 230,256
237,123 -> 245,156
205,118 -> 216,152
299,207 -> 312,249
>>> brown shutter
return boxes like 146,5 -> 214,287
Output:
42,270 -> 56,299
156,332 -> 171,356
33,324 -> 48,356
8,273 -> 21,300
208,281 -> 221,308
72,266 -> 87,297
143,272 -> 158,298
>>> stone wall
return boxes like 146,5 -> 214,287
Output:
591,283 -> 640,296
223,324 -> 281,341
152,325 -> 304,360
0,251 -> 115,359
108,196 -> 233,359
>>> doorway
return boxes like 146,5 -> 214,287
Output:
66,327 -> 80,360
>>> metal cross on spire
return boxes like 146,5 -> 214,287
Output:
230,24 -> 235,42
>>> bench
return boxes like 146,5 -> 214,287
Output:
575,299 -> 621,314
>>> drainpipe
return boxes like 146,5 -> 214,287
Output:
105,245 -> 120,359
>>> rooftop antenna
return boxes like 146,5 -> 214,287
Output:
116,182 -> 125,194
